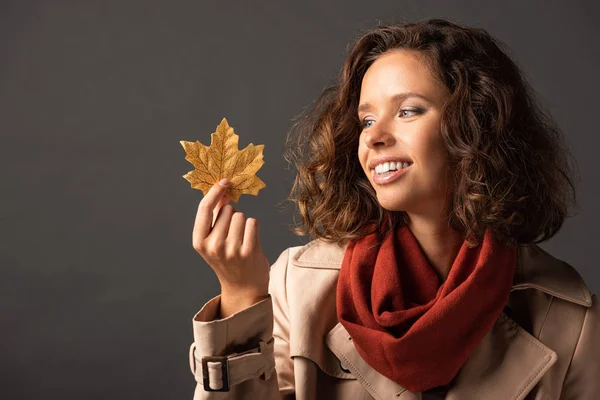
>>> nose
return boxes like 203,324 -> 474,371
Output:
363,120 -> 395,149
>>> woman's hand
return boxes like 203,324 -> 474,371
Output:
192,179 -> 270,318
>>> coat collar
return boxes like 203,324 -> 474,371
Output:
291,238 -> 592,399
290,239 -> 592,307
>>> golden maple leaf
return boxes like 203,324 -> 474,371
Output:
180,118 -> 266,203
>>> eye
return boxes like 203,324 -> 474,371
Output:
360,108 -> 423,129
360,119 -> 375,129
399,108 -> 422,117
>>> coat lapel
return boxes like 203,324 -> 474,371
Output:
291,240 -> 592,400
326,311 -> 558,400
445,311 -> 557,400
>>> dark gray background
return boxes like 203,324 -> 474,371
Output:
1,1 -> 598,399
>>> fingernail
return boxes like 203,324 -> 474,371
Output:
218,178 -> 230,187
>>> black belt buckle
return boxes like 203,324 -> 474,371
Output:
201,356 -> 230,392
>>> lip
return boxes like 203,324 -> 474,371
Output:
372,164 -> 411,185
368,155 -> 413,170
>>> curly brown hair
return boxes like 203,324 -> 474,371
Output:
282,18 -> 578,248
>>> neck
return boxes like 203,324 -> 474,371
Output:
405,213 -> 464,282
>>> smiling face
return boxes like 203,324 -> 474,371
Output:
357,49 -> 452,218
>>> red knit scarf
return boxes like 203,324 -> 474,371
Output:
336,224 -> 517,392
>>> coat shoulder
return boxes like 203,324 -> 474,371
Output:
281,240 -> 596,308
288,238 -> 347,269
516,244 -> 594,307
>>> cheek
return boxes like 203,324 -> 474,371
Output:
422,147 -> 449,185
414,129 -> 446,169
357,142 -> 368,170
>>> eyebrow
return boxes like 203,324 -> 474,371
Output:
357,92 -> 433,114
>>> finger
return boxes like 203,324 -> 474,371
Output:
212,195 -> 231,227
226,212 -> 246,248
242,218 -> 259,253
212,204 -> 235,241
193,179 -> 231,242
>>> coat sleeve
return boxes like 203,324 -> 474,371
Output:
560,293 -> 600,399
189,248 -> 295,399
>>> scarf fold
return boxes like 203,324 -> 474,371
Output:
336,224 -> 517,392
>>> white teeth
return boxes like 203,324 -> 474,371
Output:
374,161 -> 412,174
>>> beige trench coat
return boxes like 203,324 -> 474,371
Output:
189,239 -> 599,399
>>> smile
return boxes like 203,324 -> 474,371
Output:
372,164 -> 411,184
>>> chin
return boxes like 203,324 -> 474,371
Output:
376,195 -> 411,212
381,205 -> 409,213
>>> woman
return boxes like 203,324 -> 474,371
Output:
188,18 -> 598,399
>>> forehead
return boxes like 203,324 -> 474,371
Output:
359,49 -> 447,106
